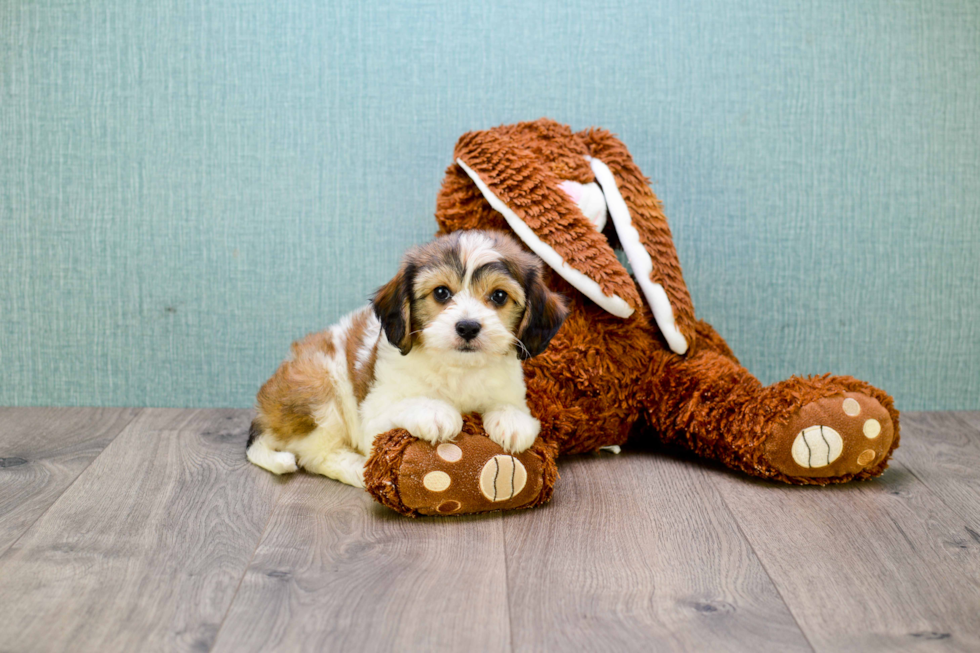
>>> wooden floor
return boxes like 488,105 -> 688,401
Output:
1,409 -> 979,652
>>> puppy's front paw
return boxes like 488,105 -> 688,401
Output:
394,399 -> 464,445
484,407 -> 540,454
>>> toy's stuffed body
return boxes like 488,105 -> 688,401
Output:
365,119 -> 899,516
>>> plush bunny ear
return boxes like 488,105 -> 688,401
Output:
454,129 -> 642,319
589,157 -> 688,355
579,128 -> 697,354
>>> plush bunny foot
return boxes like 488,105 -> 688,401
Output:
364,416 -> 558,517
764,392 -> 896,480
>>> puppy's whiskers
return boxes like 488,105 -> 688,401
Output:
512,335 -> 531,359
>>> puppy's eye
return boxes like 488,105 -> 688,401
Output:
489,289 -> 508,306
433,286 -> 453,303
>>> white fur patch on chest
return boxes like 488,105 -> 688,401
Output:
367,342 -> 525,415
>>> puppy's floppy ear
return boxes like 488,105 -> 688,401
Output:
516,268 -> 568,360
372,264 -> 415,355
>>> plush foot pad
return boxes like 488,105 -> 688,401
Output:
765,392 -> 895,479
364,417 -> 556,517
398,430 -> 547,515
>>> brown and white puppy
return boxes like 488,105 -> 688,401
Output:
246,230 -> 567,486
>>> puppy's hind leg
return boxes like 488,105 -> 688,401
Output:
295,402 -> 369,487
302,448 -> 368,488
246,431 -> 299,475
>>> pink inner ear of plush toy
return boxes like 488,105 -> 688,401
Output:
558,180 -> 584,204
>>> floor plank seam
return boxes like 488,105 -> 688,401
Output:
899,461 -> 980,531
897,412 -> 980,529
207,480 -> 287,652
500,514 -> 516,653
942,412 -> 980,440
0,408 -> 143,559
708,476 -> 818,653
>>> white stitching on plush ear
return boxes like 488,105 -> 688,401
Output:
589,157 -> 689,355
456,158 -> 634,319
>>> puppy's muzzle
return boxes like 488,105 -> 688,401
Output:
455,320 -> 482,342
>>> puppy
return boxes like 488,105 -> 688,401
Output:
246,230 -> 568,487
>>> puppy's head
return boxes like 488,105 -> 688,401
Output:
372,230 -> 567,364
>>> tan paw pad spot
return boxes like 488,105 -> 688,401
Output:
436,443 -> 462,462
422,471 -> 451,492
863,419 -> 881,439
480,455 -> 527,502
791,426 -> 843,468
842,398 -> 861,416
857,449 -> 877,466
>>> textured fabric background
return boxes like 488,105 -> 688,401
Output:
1,0 -> 978,410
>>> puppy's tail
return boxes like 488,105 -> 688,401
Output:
246,418 -> 262,451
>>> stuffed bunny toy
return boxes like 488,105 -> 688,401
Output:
364,118 -> 899,517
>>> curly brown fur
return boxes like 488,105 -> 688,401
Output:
364,428 -> 420,517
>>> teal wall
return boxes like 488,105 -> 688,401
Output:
2,0 -> 978,410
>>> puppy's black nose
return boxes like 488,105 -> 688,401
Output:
455,320 -> 482,341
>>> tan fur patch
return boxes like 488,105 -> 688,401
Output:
414,266 -> 463,297
257,330 -> 337,441
352,340 -> 379,403
412,265 -> 462,341
469,268 -> 525,330
345,311 -> 380,403
344,310 -> 369,380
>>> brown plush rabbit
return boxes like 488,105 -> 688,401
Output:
365,118 -> 899,517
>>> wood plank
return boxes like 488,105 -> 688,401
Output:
709,447 -> 980,652
210,475 -> 511,653
896,412 -> 980,525
0,407 -> 140,555
502,450 -> 813,652
0,408 -> 284,653
957,412 -> 980,432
